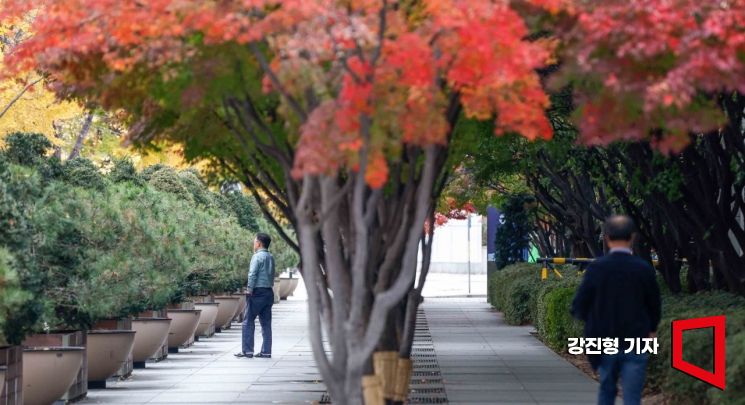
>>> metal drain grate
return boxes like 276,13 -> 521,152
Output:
412,371 -> 441,378
415,363 -> 440,369
411,388 -> 446,394
408,311 -> 449,404
409,396 -> 449,403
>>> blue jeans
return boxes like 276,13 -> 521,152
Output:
241,288 -> 273,355
597,352 -> 649,405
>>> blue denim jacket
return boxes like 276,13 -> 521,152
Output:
247,248 -> 275,293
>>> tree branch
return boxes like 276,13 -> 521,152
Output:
0,76 -> 43,120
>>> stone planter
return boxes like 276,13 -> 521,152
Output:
0,345 -> 22,405
278,277 -> 299,300
193,303 -> 219,338
213,296 -> 240,331
23,331 -> 87,402
22,347 -> 84,405
230,296 -> 244,319
137,310 -> 168,362
166,310 -> 201,352
86,330 -> 136,388
278,278 -> 291,299
233,294 -> 247,323
93,318 -> 133,379
131,318 -> 171,368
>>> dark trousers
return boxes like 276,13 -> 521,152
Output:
597,352 -> 649,405
241,287 -> 273,355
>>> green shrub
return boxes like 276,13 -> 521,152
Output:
540,287 -> 583,351
533,276 -> 581,338
146,165 -> 195,202
0,162 -> 47,344
108,158 -> 143,185
646,292 -> 745,404
225,191 -> 261,232
488,262 -> 538,312
503,277 -> 538,325
0,248 -> 31,345
709,329 -> 745,404
140,163 -> 168,180
2,132 -> 51,166
62,157 -> 107,190
179,169 -> 218,208
488,263 -> 580,327
0,152 -> 264,343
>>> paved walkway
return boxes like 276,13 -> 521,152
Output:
80,299 -> 322,404
80,284 -> 596,404
422,297 -> 597,405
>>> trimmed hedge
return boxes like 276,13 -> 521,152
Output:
649,293 -> 745,404
542,287 -> 583,351
489,263 -> 745,404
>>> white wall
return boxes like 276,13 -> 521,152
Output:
418,214 -> 486,274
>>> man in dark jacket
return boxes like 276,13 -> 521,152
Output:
571,215 -> 661,405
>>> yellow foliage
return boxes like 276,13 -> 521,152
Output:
129,142 -> 203,171
1,20 -> 82,143
0,78 -> 82,143
0,24 -> 197,174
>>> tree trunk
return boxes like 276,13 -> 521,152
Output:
68,111 -> 94,160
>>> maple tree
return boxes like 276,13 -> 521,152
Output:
554,0 -> 745,152
1,1 -> 558,403
551,0 -> 745,294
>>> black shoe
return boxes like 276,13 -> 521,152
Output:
254,352 -> 271,358
234,352 -> 253,358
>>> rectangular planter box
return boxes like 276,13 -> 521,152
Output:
0,346 -> 22,405
93,318 -> 133,378
23,331 -> 87,402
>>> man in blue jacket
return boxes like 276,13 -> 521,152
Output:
571,215 -> 661,405
235,232 -> 275,359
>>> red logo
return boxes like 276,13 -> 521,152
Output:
671,315 -> 726,390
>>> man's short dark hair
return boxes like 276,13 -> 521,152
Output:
603,215 -> 636,241
256,232 -> 271,249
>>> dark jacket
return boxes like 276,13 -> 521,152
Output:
571,251 -> 661,368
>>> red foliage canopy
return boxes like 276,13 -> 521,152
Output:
559,0 -> 745,151
1,0 -> 557,187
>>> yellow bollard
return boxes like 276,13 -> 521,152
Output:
541,267 -> 548,280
